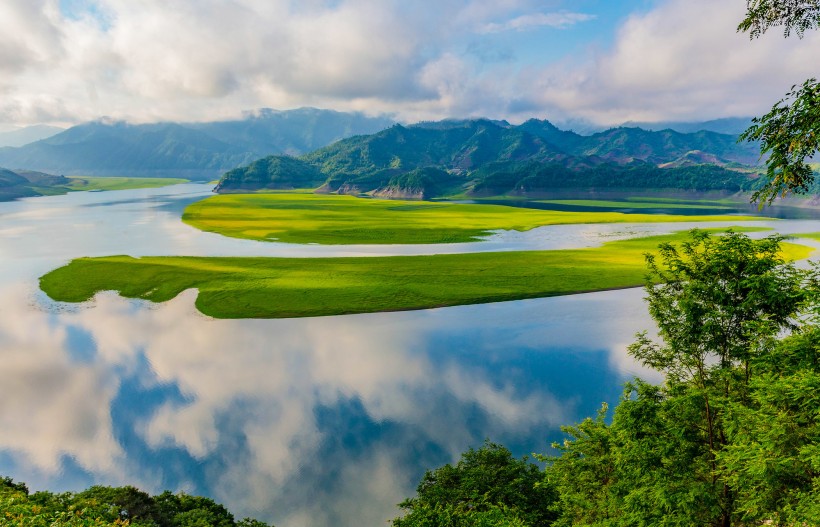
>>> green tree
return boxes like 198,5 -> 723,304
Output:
544,230 -> 817,526
738,0 -> 820,203
718,326 -> 820,525
392,441 -> 557,527
0,478 -> 275,527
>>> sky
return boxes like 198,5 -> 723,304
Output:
0,0 -> 818,129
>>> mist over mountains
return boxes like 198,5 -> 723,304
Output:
0,108 -> 394,177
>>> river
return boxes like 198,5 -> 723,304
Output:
0,184 -> 817,527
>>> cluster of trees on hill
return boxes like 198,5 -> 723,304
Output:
392,230 -> 820,527
0,477 -> 272,526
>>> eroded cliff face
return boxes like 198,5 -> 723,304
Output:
370,187 -> 426,200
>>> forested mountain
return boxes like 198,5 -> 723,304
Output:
516,119 -> 759,165
0,108 -> 393,177
216,118 -> 762,197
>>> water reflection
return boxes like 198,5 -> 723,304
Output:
0,185 -> 812,527
1,282 -> 655,527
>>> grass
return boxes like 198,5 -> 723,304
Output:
181,193 -> 768,245
537,199 -> 732,210
39,230 -> 812,319
66,176 -> 189,191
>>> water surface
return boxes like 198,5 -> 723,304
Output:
0,185 -> 815,527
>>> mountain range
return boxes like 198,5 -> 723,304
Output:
215,118 -> 763,197
0,125 -> 64,148
0,108 -> 394,177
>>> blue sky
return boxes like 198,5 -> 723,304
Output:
0,0 -> 816,128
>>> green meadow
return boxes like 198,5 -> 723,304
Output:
39,230 -> 811,319
182,193 -> 767,245
537,198 -> 733,209
67,176 -> 189,191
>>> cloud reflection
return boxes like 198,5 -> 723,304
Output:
0,278 -> 652,527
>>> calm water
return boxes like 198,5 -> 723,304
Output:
0,184 -> 816,527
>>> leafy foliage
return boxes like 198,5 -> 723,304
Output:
0,478 -> 274,527
543,231 -> 819,526
738,1 -> 820,203
740,78 -> 820,203
738,0 -> 820,38
392,441 -> 557,527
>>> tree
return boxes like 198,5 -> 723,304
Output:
544,230 -> 818,526
0,478 -> 275,527
718,326 -> 820,524
738,0 -> 820,203
392,441 -> 558,527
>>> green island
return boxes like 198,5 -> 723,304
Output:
64,175 -> 189,192
39,229 -> 809,319
0,168 -> 190,201
181,193 -> 767,245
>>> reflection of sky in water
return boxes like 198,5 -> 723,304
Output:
0,185 -> 814,527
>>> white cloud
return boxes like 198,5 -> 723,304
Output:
0,0 -> 816,127
480,11 -> 595,34
525,0 -> 820,124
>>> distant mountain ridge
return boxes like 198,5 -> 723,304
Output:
618,117 -> 754,136
216,118 -> 763,197
0,108 -> 394,177
0,125 -> 64,147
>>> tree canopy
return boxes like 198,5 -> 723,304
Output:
543,230 -> 819,526
392,441 -> 558,527
738,0 -> 820,203
0,478 -> 273,527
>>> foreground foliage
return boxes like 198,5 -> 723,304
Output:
392,442 -> 556,527
739,0 -> 820,203
544,231 -> 818,526
39,230 -> 810,319
0,477 -> 271,526
394,231 -> 820,526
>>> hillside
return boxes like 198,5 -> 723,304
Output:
216,119 -> 761,197
0,108 -> 393,178
0,167 -> 70,201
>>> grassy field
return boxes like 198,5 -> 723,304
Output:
181,193 -> 767,245
40,230 -> 812,319
537,199 -> 733,210
66,176 -> 189,191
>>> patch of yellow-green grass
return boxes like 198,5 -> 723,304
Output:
538,199 -> 733,209
40,230 -> 812,319
67,176 -> 188,191
181,193 -> 769,245
795,232 -> 820,241
623,196 -> 748,205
